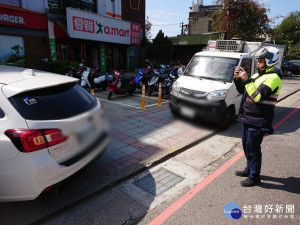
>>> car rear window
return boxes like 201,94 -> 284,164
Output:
8,83 -> 98,120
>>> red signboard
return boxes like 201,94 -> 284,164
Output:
72,16 -> 94,33
130,23 -> 141,45
0,8 -> 47,30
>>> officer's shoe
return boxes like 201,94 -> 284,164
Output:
235,170 -> 250,177
240,178 -> 261,187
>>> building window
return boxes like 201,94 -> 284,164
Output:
48,0 -> 97,14
0,35 -> 25,67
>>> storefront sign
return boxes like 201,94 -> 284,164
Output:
99,44 -> 106,72
0,8 -> 47,30
67,8 -> 141,45
49,38 -> 57,61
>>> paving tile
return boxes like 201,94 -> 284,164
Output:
140,137 -> 159,145
130,133 -> 148,139
130,141 -> 149,150
170,133 -> 189,142
141,145 -> 161,155
110,140 -> 128,149
155,140 -> 172,149
122,136 -> 139,144
116,155 -> 138,167
119,145 -> 138,154
152,133 -> 167,141
129,150 -> 150,161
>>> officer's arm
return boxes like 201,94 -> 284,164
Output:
234,77 -> 245,94
244,77 -> 280,102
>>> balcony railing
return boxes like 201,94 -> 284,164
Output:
48,0 -> 97,14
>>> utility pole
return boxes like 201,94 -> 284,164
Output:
180,22 -> 184,35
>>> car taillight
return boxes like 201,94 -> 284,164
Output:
44,129 -> 68,147
5,129 -> 68,153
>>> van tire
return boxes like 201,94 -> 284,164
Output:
219,107 -> 234,129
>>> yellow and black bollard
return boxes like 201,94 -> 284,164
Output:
157,82 -> 162,106
140,84 -> 146,110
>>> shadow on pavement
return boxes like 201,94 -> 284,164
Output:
0,159 -> 156,225
260,176 -> 300,195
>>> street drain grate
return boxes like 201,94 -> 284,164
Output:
133,168 -> 184,196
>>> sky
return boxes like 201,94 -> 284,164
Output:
145,0 -> 300,39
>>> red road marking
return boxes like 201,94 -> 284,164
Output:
148,105 -> 300,225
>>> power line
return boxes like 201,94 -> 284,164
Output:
151,23 -> 181,26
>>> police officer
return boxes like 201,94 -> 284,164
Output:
234,46 -> 282,187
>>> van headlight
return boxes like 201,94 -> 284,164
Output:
207,90 -> 228,100
172,81 -> 181,93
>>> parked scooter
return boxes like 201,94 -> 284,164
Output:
135,68 -> 154,89
147,68 -> 169,96
161,68 -> 179,98
80,66 -> 108,90
107,70 -> 136,100
135,59 -> 154,89
66,61 -> 86,79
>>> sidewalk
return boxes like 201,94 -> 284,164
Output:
143,91 -> 300,225
0,78 -> 299,225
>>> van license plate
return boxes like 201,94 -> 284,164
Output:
180,106 -> 195,118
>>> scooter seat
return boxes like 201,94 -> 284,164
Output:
121,75 -> 135,81
95,72 -> 107,77
159,73 -> 169,79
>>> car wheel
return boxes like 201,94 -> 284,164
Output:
219,107 -> 235,129
286,70 -> 292,77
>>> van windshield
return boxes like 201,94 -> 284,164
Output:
183,56 -> 238,82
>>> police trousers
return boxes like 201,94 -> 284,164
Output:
242,124 -> 266,179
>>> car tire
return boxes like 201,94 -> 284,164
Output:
219,107 -> 235,129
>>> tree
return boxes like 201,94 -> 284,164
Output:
145,30 -> 174,64
273,11 -> 300,60
212,0 -> 271,41
142,17 -> 152,46
11,44 -> 23,55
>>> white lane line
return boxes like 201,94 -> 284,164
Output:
97,98 -> 141,109
147,102 -> 169,107
133,94 -> 169,102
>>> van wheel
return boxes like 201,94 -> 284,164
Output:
219,107 -> 234,129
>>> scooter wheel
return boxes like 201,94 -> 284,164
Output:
148,86 -> 154,96
108,92 -> 113,100
128,86 -> 136,95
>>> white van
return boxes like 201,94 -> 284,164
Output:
169,40 -> 284,128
